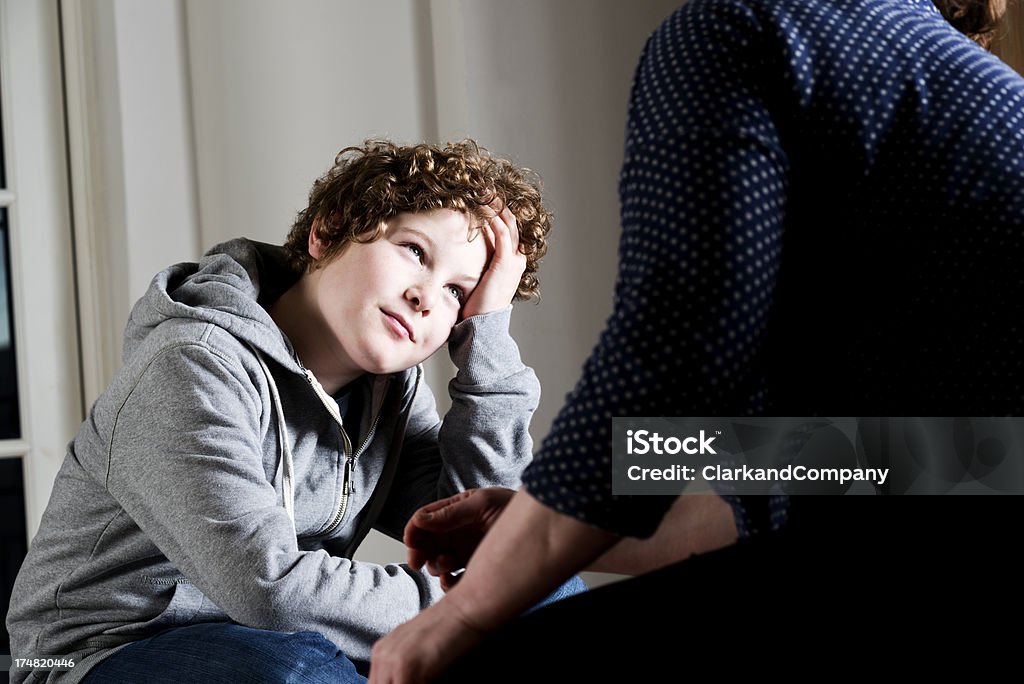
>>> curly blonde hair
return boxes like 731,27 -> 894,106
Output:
283,139 -> 552,301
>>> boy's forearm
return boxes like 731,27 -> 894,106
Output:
447,306 -> 536,392
437,307 -> 539,491
586,495 -> 738,575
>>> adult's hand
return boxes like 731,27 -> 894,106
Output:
375,490 -> 620,683
405,487 -> 515,590
459,203 -> 526,319
369,597 -> 484,684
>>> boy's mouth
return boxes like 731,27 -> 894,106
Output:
382,309 -> 415,341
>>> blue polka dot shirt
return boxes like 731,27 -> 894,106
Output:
521,0 -> 1024,538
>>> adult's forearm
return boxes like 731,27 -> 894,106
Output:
588,495 -> 738,575
442,489 -> 620,632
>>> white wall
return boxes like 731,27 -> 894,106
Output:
185,0 -> 438,250
451,1 -> 680,441
63,0 -> 201,398
65,0 -> 680,567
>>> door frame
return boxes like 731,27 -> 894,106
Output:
0,0 -> 84,539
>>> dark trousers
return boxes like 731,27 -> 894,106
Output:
442,496 -> 1023,681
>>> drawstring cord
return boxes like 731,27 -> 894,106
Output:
249,344 -> 296,535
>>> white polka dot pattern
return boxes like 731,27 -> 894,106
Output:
522,0 -> 1024,537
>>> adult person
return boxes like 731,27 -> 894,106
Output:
370,1 -> 1024,681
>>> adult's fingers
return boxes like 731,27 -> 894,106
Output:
425,552 -> 462,577
404,488 -> 516,569
440,570 -> 463,592
405,524 -> 438,571
410,489 -> 491,531
403,490 -> 480,569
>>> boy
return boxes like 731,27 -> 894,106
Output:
7,140 -> 554,683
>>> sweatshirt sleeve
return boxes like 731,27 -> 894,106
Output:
105,342 -> 442,662
373,306 -> 539,539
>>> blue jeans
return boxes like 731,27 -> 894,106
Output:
83,576 -> 587,683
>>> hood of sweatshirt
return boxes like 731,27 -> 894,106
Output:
123,238 -> 302,371
120,238 -> 404,535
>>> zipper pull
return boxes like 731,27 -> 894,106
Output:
344,458 -> 354,495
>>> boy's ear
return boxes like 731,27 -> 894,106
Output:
308,219 -> 326,261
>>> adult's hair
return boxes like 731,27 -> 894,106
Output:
933,0 -> 1008,47
284,139 -> 552,301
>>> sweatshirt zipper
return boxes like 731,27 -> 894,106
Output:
326,407 -> 385,536
304,371 -> 388,537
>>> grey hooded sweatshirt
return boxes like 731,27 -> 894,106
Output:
6,239 -> 538,683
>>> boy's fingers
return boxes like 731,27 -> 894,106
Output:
500,206 -> 520,249
483,201 -> 513,239
479,219 -> 496,253
493,209 -> 525,265
488,215 -> 516,265
487,212 -> 506,243
485,197 -> 506,217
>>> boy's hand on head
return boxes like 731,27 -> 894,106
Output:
459,203 -> 527,320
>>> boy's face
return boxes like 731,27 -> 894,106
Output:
308,208 -> 488,378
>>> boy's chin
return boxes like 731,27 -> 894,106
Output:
362,355 -> 437,376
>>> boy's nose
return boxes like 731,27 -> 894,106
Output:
405,284 -> 434,312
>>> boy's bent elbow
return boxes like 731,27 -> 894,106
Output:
224,583 -> 305,633
206,557 -> 316,632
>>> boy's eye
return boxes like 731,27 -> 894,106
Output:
405,243 -> 424,260
446,285 -> 465,302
